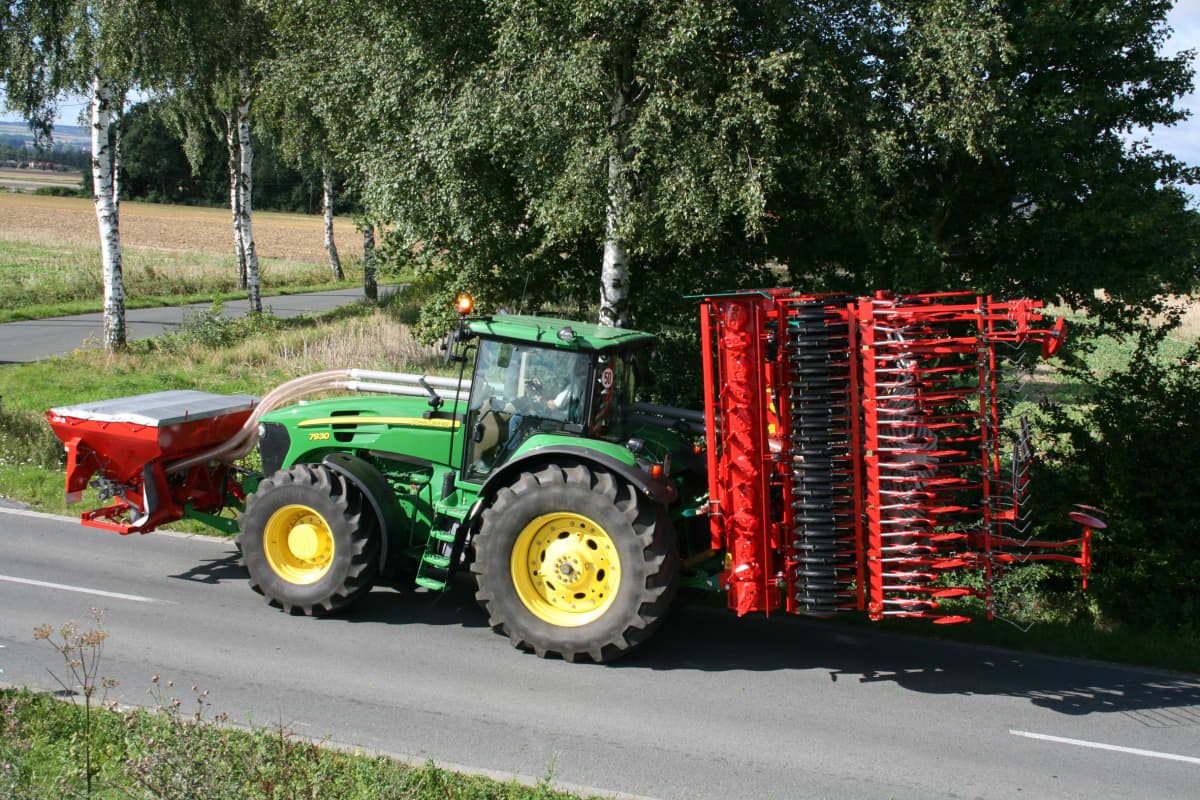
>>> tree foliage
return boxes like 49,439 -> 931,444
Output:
772,0 -> 1199,323
280,0 -> 1197,338
1038,323 -> 1200,634
277,0 -> 799,333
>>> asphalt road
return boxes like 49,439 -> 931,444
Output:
0,286 -> 399,364
1,506 -> 1198,799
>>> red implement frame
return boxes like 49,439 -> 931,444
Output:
701,293 -> 781,614
701,290 -> 1090,622
44,395 -> 254,534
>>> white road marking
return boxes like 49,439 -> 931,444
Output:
1010,730 -> 1200,766
0,574 -> 170,604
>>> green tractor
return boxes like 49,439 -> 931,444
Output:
49,289 -> 1092,662
239,313 -> 700,662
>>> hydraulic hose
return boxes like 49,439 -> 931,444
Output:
165,369 -> 353,475
164,367 -> 472,475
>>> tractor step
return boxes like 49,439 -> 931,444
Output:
414,522 -> 460,592
414,576 -> 446,591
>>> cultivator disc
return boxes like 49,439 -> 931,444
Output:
700,290 -> 1092,622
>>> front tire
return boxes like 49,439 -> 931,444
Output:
238,464 -> 380,615
471,464 -> 678,662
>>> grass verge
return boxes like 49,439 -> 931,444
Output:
0,687 -> 594,800
0,286 -> 437,521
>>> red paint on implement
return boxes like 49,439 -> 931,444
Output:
44,392 -> 255,534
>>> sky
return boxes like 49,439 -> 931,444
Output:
1146,0 -> 1200,185
3,2 -> 1199,187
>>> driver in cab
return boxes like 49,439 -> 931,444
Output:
526,357 -> 589,422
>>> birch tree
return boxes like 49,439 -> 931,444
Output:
232,68 -> 262,310
2,2 -> 150,349
161,2 -> 268,311
90,77 -> 125,348
321,154 -> 342,281
2,1 -> 244,347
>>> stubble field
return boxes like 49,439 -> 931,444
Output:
0,191 -> 365,320
0,191 -> 359,262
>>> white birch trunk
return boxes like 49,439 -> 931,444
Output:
599,63 -> 634,329
362,214 -> 377,303
322,158 -> 343,280
112,101 -> 123,221
225,111 -> 247,289
91,74 -> 125,350
237,72 -> 261,313
600,153 -> 631,329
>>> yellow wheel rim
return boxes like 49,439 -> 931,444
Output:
263,504 -> 335,585
511,512 -> 621,627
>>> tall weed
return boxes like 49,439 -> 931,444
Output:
173,299 -> 284,351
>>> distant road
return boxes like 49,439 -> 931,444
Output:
2,506 -> 1199,800
0,285 -> 399,364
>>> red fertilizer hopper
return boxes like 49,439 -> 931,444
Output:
45,390 -> 258,534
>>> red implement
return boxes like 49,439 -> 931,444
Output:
701,290 -> 1092,624
44,390 -> 257,534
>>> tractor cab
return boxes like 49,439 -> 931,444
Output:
458,315 -> 656,482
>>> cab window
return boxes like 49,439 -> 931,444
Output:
463,340 -> 592,480
588,349 -> 641,440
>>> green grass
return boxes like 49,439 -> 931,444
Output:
0,237 -> 378,323
0,687 -> 595,800
0,287 -> 439,518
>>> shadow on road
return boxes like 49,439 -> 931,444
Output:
168,551 -> 245,584
169,553 -> 489,629
344,581 -> 1200,723
166,551 -> 1200,722
614,606 -> 1200,722
347,578 -> 490,630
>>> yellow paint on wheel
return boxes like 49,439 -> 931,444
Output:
510,512 -> 621,626
264,504 -> 334,584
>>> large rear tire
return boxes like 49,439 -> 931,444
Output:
471,463 -> 678,662
238,464 -> 380,615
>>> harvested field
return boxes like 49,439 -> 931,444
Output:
0,167 -> 83,192
0,192 -> 369,319
0,191 -> 359,263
